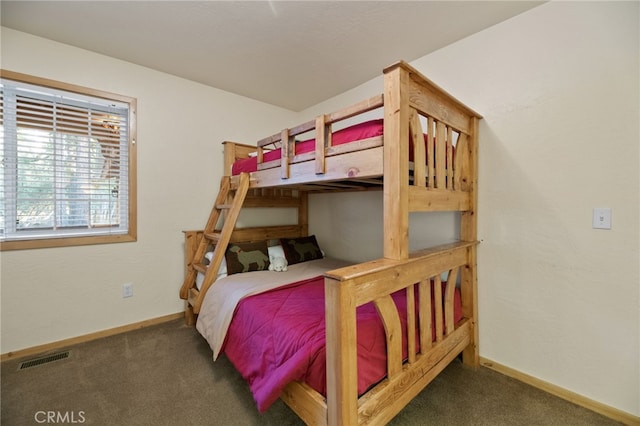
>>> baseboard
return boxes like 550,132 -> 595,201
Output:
480,357 -> 639,426
1,312 -> 185,362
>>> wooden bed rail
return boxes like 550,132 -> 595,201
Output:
257,94 -> 385,179
321,241 -> 478,425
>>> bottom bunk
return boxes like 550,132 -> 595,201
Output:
186,231 -> 478,425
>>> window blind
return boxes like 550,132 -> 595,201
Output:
1,78 -> 131,242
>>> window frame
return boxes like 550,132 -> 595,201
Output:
0,70 -> 137,251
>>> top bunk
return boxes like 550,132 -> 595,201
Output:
223,60 -> 482,213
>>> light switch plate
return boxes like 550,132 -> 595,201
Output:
592,208 -> 612,230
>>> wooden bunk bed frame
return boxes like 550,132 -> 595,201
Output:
181,61 -> 482,425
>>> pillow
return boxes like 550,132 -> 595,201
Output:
280,235 -> 324,265
205,251 -> 228,278
268,244 -> 286,260
225,241 -> 271,275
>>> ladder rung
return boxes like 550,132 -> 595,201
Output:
216,203 -> 233,210
193,263 -> 208,274
204,231 -> 222,242
188,288 -> 200,309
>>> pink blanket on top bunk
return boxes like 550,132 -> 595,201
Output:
222,274 -> 462,412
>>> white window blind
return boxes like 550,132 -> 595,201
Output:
1,77 -> 132,244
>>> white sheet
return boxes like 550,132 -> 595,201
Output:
195,257 -> 350,360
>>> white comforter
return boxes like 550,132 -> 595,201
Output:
195,257 -> 351,360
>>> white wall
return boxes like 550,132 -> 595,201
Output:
0,28 -> 296,354
306,1 -> 640,417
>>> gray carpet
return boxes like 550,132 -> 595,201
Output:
1,319 -> 621,425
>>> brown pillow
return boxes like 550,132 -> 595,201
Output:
225,241 -> 270,275
280,235 -> 323,265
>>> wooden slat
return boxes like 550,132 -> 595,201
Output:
453,133 -> 469,191
408,186 -> 470,212
427,116 -> 435,189
315,114 -> 329,175
406,285 -> 416,363
228,225 -> 305,242
281,128 -> 290,179
444,267 -> 458,335
447,126 -> 454,190
288,119 -> 316,137
373,295 -> 403,379
435,121 -> 446,190
257,132 -> 283,148
409,109 -> 426,187
325,94 -> 384,123
203,231 -> 221,242
418,279 -> 432,353
242,196 -> 302,208
326,135 -> 382,156
433,276 -> 443,343
192,263 -> 207,274
256,158 -> 281,171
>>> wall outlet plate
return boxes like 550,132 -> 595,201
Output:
592,208 -> 612,230
122,283 -> 133,298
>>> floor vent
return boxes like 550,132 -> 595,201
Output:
18,351 -> 70,370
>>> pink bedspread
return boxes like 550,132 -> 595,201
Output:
222,276 -> 462,412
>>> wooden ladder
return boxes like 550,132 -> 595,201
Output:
180,173 -> 250,317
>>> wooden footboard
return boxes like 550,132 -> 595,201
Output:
280,241 -> 478,425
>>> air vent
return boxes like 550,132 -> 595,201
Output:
18,351 -> 70,370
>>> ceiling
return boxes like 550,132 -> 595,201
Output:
1,1 -> 542,111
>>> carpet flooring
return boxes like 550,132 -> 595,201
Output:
1,319 -> 621,425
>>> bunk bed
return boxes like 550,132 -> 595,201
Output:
180,60 -> 481,425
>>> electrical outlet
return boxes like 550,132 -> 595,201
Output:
122,283 -> 133,298
592,208 -> 612,230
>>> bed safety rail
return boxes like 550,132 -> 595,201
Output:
278,240 -> 479,425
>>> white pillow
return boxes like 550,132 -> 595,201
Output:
268,244 -> 285,260
205,251 -> 227,276
195,252 -> 228,290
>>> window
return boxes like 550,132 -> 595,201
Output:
0,71 -> 137,250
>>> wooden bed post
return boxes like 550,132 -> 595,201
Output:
460,116 -> 480,367
298,191 -> 309,237
325,276 -> 358,426
383,62 -> 411,260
